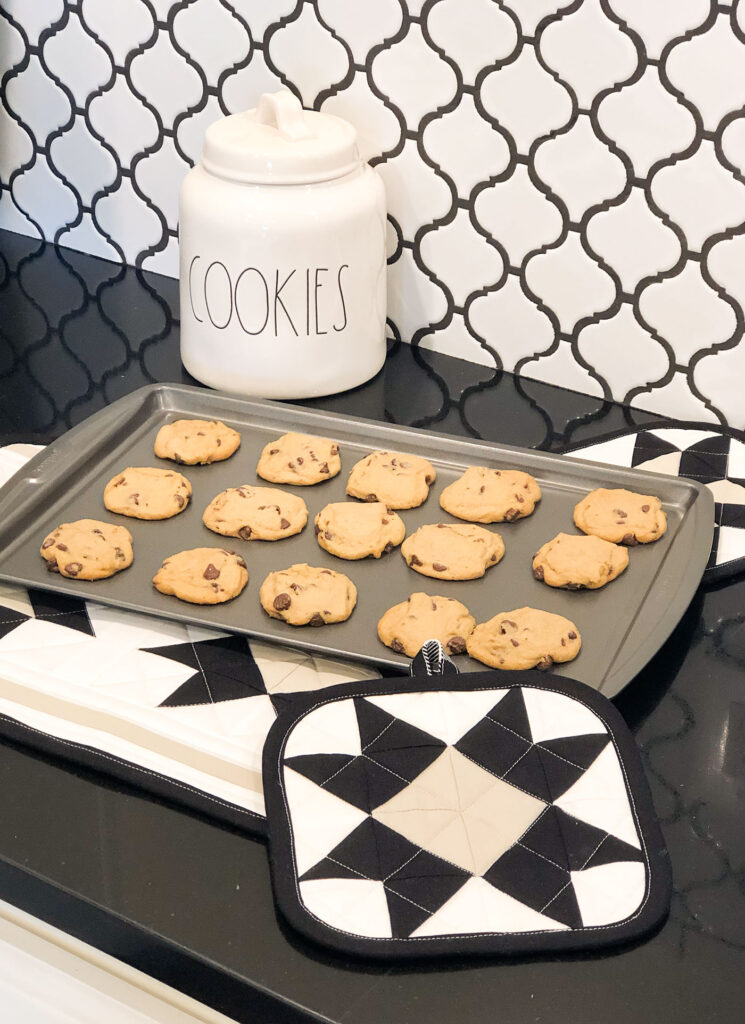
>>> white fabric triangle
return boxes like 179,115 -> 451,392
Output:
284,697 -> 362,758
411,877 -> 568,936
716,525 -> 745,566
707,478 -> 745,504
85,601 -> 198,650
299,878 -> 392,938
565,433 -> 637,467
648,428 -> 717,449
366,689 -> 508,745
554,744 -> 640,849
284,766 -> 367,875
0,618 -> 90,653
571,862 -> 646,926
523,687 -> 607,744
634,451 -> 681,476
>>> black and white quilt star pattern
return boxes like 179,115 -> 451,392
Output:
566,426 -> 745,583
0,447 -> 378,834
265,675 -> 671,958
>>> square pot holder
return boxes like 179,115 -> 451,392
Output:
263,665 -> 671,959
563,422 -> 745,583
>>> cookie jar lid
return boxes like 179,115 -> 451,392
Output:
201,89 -> 361,186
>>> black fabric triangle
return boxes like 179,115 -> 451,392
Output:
189,634 -> 267,697
354,698 -> 446,778
483,843 -> 569,913
679,435 -> 729,484
28,587 -> 94,636
484,687 -> 532,741
299,858 -> 361,882
542,883 -> 583,929
631,432 -> 679,467
501,745 -> 555,802
159,672 -> 212,707
538,734 -> 609,770
300,817 -> 421,882
0,603 -> 30,641
521,806 -> 621,873
584,833 -> 643,869
384,886 -> 434,939
285,753 -> 411,812
720,504 -> 745,529
454,714 -> 531,780
386,847 -> 469,909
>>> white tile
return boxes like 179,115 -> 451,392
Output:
419,209 -> 503,308
426,0 -> 517,86
49,115 -> 117,206
370,22 -> 457,129
12,158 -> 78,240
0,106 -> 33,182
80,0 -> 155,67
422,93 -> 511,199
57,214 -> 120,262
666,12 -> 745,131
88,72 -> 159,167
317,0 -> 402,65
632,372 -> 720,424
607,0 -> 709,60
577,304 -> 671,401
321,70 -> 409,164
473,165 -> 563,267
266,4 -> 351,108
4,54 -> 71,143
418,314 -> 496,368
42,12 -> 113,108
133,137 -> 190,231
376,137 -> 453,239
386,247 -> 448,341
521,340 -> 605,398
93,177 -> 163,265
468,276 -> 555,373
129,30 -> 203,129
173,0 -> 250,87
1,0 -> 64,46
525,231 -> 617,335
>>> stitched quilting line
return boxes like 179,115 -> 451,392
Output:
539,835 -> 609,917
190,642 -> 215,704
0,609 -> 89,627
322,855 -> 433,916
279,685 -> 652,941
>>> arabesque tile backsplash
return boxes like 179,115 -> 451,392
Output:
1,0 -> 744,425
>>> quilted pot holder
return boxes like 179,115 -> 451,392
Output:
263,670 -> 671,959
564,423 -> 745,583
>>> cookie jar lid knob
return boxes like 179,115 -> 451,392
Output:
201,89 -> 362,186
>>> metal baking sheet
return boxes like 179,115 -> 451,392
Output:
0,383 -> 713,697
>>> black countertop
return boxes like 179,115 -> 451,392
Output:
0,230 -> 744,1023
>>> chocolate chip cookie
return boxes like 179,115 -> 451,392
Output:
154,419 -> 240,465
259,563 -> 357,626
203,485 -> 307,541
532,532 -> 629,590
346,451 -> 436,509
152,548 -> 248,604
40,519 -> 133,580
378,593 -> 476,658
257,433 -> 341,485
314,501 -> 405,560
103,467 -> 191,520
440,466 -> 541,523
574,487 -> 667,545
401,522 -> 504,580
467,607 -> 581,670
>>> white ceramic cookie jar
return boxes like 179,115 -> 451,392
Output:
179,90 -> 387,399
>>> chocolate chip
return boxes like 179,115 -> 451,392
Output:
365,493 -> 378,502
309,612 -> 324,627
425,474 -> 434,485
216,438 -> 221,446
565,582 -> 583,590
383,541 -> 393,554
314,523 -> 321,536
236,556 -> 247,568
533,565 -> 544,581
447,635 -> 467,655
536,656 -> 553,670
641,504 -> 650,512
56,543 -> 68,552
431,600 -> 438,610
561,637 -> 566,647
173,453 -> 184,464
288,460 -> 296,469
499,619 -> 518,635
614,508 -> 628,518
432,562 -> 447,572
273,593 -> 291,611
92,529 -> 103,535
494,470 -> 501,476
381,517 -> 389,525
319,462 -> 330,474
269,448 -> 279,455
409,554 -> 423,566
324,531 -> 333,540
321,569 -> 332,575
391,638 -> 405,654
211,582 -> 219,591
280,518 -> 290,529
47,561 -> 60,573
197,431 -> 205,436
115,547 -> 125,559
504,507 -> 520,522
113,476 -> 125,487
510,638 -> 520,647
65,562 -> 83,576
42,538 -> 55,549
567,631 -> 577,640
129,493 -> 140,505
490,553 -> 497,562
203,564 -> 220,580
622,532 -> 638,546
239,526 -> 252,540
289,582 -> 300,592
515,493 -> 524,503
479,485 -> 485,493
330,444 -> 339,455
297,457 -> 304,465
175,494 -> 185,508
